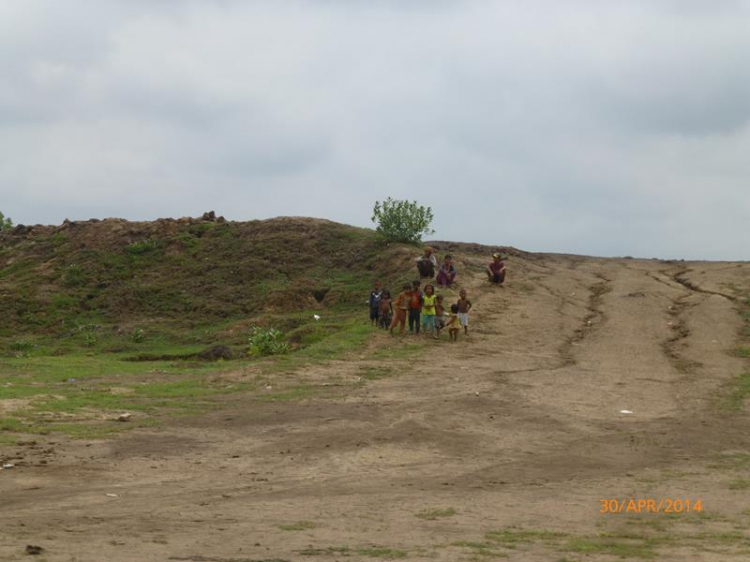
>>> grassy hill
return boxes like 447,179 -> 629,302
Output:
0,215 -> 417,358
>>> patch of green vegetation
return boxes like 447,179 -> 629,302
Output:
722,373 -> 750,412
360,366 -> 393,380
709,452 -> 750,471
62,263 -> 90,287
278,521 -> 317,531
248,326 -> 289,356
486,528 -> 568,549
729,478 -> 750,490
49,233 -> 68,246
0,351 -> 249,438
564,535 -> 658,559
735,346 -> 750,358
416,507 -> 457,520
451,541 -> 508,558
0,434 -> 18,446
126,239 -> 162,255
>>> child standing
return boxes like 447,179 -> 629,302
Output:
456,289 -> 472,335
369,281 -> 382,326
421,284 -> 437,337
434,294 -> 446,339
446,304 -> 461,342
389,283 -> 412,335
378,290 -> 392,329
408,280 -> 422,335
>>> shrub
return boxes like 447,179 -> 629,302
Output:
126,239 -> 161,255
248,326 -> 289,356
62,264 -> 89,287
0,211 -> 12,231
371,198 -> 434,244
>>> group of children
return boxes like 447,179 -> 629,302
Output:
368,280 -> 472,342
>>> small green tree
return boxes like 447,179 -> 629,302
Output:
371,198 -> 434,244
0,212 -> 12,231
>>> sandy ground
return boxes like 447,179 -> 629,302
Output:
1,252 -> 749,561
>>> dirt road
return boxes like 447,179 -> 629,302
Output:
2,252 -> 749,561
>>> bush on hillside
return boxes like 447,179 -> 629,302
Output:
248,326 -> 289,356
371,198 -> 434,245
0,212 -> 12,231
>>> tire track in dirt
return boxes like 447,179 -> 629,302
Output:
556,272 -> 612,367
673,268 -> 738,301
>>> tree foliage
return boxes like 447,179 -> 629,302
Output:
0,212 -> 12,231
371,198 -> 434,245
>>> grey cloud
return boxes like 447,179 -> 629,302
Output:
1,0 -> 749,260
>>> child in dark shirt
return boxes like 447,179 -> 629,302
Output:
369,281 -> 382,326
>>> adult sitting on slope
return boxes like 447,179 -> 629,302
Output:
436,254 -> 457,288
415,246 -> 438,279
486,253 -> 506,285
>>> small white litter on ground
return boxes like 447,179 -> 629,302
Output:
619,410 -> 634,415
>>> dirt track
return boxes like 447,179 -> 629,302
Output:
2,252 -> 749,561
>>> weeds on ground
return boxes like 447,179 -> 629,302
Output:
416,508 -> 458,520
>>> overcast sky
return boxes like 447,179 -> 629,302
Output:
1,1 -> 749,259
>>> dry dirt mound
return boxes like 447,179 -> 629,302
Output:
0,215 -> 416,344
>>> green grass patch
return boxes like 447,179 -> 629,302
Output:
708,452 -> 750,471
486,528 -> 568,549
416,507 -> 457,520
360,366 -> 394,380
729,478 -> 750,490
722,373 -> 750,412
451,540 -> 508,558
0,352 -> 249,438
735,346 -> 750,358
0,433 -> 19,446
565,535 -> 657,559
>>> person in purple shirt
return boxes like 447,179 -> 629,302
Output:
436,254 -> 456,288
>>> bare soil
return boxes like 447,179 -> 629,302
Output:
2,252 -> 750,561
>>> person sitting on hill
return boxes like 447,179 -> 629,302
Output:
436,254 -> 457,288
415,246 -> 438,278
486,253 -> 506,285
